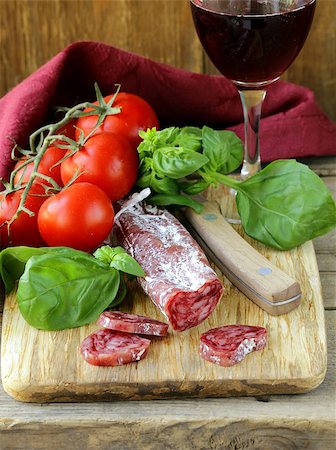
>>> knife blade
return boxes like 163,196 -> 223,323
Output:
182,197 -> 301,315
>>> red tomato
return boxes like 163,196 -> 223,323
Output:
0,184 -> 47,248
13,120 -> 76,188
14,146 -> 66,187
37,182 -> 114,252
54,119 -> 77,144
60,133 -> 139,203
75,92 -> 159,150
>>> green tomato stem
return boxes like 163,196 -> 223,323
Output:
7,100 -> 102,224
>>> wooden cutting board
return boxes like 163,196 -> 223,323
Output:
1,187 -> 327,403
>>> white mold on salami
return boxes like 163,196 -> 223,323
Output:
114,203 -> 223,331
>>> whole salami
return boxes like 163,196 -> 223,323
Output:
97,311 -> 169,336
200,325 -> 267,367
81,328 -> 151,366
114,203 -> 223,331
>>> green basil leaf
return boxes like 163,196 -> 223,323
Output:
149,193 -> 204,213
93,245 -> 145,277
139,156 -> 153,172
138,127 -> 179,158
153,147 -> 209,179
136,170 -> 153,190
156,127 -> 180,145
173,127 -> 202,152
107,274 -> 128,308
0,246 -> 74,294
178,126 -> 202,138
179,179 -> 210,195
202,126 -> 243,174
17,252 -> 120,330
151,176 -> 180,195
236,160 -> 336,250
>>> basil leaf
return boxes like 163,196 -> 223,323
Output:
0,246 -> 73,294
149,193 -> 204,213
156,127 -> 180,145
138,127 -> 179,157
202,126 -> 243,174
139,156 -> 154,172
151,176 -> 180,195
179,179 -> 210,195
17,252 -> 120,330
236,160 -> 336,250
93,246 -> 145,277
107,274 -> 128,308
153,147 -> 209,179
136,169 -> 153,190
173,127 -> 202,152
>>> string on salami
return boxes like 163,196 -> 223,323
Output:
114,203 -> 223,331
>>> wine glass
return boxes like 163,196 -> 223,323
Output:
190,0 -> 316,207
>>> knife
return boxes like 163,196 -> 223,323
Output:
182,197 -> 301,315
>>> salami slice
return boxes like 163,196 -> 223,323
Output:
200,325 -> 267,367
80,329 -> 150,366
114,203 -> 223,331
97,311 -> 169,336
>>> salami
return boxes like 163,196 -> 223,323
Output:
200,325 -> 267,367
97,311 -> 169,336
114,203 -> 223,331
80,329 -> 150,366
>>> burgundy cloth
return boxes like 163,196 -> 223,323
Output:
0,41 -> 335,180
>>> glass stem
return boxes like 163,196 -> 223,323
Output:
238,89 -> 266,179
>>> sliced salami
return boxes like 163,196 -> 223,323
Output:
114,203 -> 223,331
200,325 -> 267,367
80,328 -> 150,367
97,311 -> 169,336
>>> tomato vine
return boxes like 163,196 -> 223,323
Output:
0,83 -> 123,231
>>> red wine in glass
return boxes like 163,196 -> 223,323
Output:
190,0 -> 316,178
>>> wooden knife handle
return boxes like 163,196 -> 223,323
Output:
184,201 -> 301,315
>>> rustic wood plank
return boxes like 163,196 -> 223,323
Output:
0,418 -> 334,450
0,0 -> 202,97
301,158 -> 336,177
201,1 -> 336,121
321,176 -> 336,195
282,0 -> 336,122
314,231 -> 336,255
312,175 -> 335,272
0,311 -> 334,449
1,1 -> 336,122
320,273 -> 336,310
316,253 -> 336,273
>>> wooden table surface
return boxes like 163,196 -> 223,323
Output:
0,1 -> 335,447
0,156 -> 335,450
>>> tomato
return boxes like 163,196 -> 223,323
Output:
14,146 -> 66,187
37,182 -> 114,252
75,92 -> 159,150
13,119 -> 77,188
53,119 -> 77,146
0,184 -> 47,248
60,133 -> 139,203
56,119 -> 77,141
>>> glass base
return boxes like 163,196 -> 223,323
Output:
207,178 -> 241,224
220,185 -> 241,224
